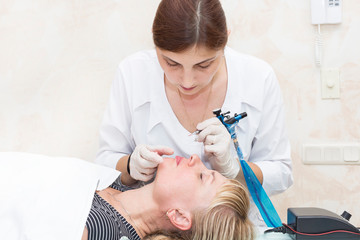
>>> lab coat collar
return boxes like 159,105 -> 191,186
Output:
127,50 -> 166,134
147,99 -> 166,134
146,63 -> 167,134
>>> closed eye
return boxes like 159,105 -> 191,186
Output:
196,62 -> 213,69
162,55 -> 181,68
165,60 -> 180,67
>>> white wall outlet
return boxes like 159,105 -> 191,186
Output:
343,144 -> 360,162
303,145 -> 322,163
323,146 -> 342,163
303,143 -> 360,165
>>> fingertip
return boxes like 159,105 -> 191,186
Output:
196,119 -> 208,130
155,154 -> 164,163
196,133 -> 205,142
204,144 -> 216,153
198,117 -> 219,127
157,146 -> 174,155
166,147 -> 174,154
195,123 -> 203,130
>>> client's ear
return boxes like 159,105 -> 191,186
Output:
166,208 -> 192,231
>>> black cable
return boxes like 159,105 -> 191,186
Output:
265,224 -> 360,236
264,224 -> 294,234
264,226 -> 284,234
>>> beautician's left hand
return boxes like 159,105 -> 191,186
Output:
196,117 -> 240,179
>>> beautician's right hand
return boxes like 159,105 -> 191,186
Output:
129,144 -> 174,182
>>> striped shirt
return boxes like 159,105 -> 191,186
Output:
85,175 -> 141,240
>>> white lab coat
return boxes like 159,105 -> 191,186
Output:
96,47 -> 293,225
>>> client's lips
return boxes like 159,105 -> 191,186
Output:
175,156 -> 183,166
181,86 -> 196,91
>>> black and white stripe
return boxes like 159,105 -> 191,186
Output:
85,176 -> 141,240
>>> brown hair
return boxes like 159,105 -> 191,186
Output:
152,0 -> 228,52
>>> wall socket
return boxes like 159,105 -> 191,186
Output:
303,143 -> 360,165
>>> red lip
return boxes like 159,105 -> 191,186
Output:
181,86 -> 196,91
175,156 -> 183,166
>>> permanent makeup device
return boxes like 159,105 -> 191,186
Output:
265,207 -> 360,239
213,109 -> 283,228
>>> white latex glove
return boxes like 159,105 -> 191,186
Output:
196,117 -> 240,179
129,144 -> 174,182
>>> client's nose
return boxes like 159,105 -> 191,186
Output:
188,154 -> 200,167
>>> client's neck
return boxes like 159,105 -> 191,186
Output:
116,184 -> 172,237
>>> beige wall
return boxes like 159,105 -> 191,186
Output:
1,0 -> 359,225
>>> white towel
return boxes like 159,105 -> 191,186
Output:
0,152 -> 120,240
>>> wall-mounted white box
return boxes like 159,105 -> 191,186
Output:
323,146 -> 342,163
303,145 -> 322,163
303,143 -> 360,165
343,145 -> 360,162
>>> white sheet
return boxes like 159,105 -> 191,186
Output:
0,152 -> 120,240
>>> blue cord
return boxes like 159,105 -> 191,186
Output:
215,110 -> 282,228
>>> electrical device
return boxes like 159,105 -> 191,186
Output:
287,207 -> 360,239
266,207 -> 360,239
311,0 -> 342,25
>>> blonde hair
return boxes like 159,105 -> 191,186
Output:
143,230 -> 189,240
191,179 -> 255,240
145,180 -> 254,240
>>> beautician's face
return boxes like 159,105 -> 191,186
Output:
154,154 -> 227,211
156,45 -> 224,96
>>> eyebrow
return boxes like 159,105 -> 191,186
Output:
162,55 -> 217,65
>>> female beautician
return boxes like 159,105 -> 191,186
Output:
96,0 -> 293,224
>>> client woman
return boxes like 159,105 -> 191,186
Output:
0,152 -> 253,240
83,154 -> 254,240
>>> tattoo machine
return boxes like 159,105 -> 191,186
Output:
213,108 -> 283,228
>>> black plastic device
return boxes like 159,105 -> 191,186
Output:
287,207 -> 360,239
